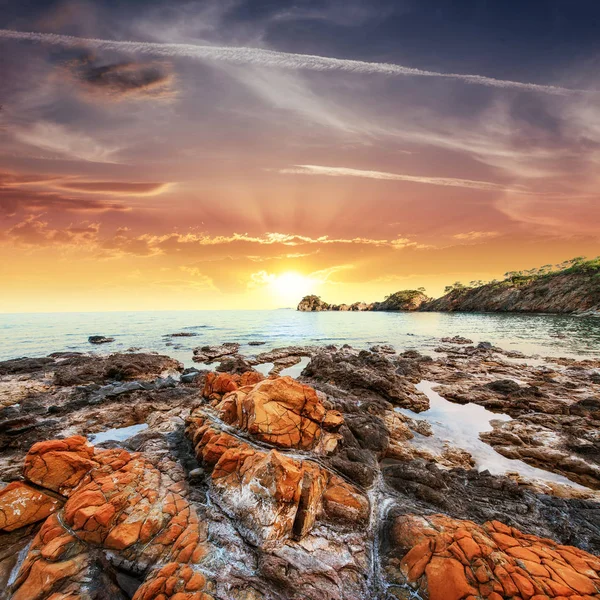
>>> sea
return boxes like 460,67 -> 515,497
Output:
1,309 -> 599,366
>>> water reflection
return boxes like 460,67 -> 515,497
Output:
397,381 -> 585,489
89,423 -> 148,445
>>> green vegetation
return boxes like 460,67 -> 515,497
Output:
443,256 -> 600,295
383,289 -> 427,302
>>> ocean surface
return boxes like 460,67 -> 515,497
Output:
1,309 -> 599,366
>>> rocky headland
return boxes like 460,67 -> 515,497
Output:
0,339 -> 599,599
298,257 -> 600,315
297,290 -> 431,312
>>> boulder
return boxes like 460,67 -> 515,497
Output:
214,376 -> 344,453
0,482 -> 61,531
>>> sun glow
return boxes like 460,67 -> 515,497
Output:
268,272 -> 316,305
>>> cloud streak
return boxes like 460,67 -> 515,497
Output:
0,29 -> 593,97
278,164 -> 532,193
56,181 -> 171,195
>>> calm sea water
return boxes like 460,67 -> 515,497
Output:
1,310 -> 599,367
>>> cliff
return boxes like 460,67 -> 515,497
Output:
297,290 -> 430,312
422,267 -> 600,315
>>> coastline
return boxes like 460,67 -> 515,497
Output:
298,259 -> 600,316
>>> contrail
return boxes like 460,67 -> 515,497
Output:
0,28 -> 591,96
279,164 -> 542,194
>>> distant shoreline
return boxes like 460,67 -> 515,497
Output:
298,257 -> 600,316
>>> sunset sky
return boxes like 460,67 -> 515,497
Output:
1,0 -> 599,312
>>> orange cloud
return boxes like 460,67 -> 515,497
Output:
55,181 -> 171,196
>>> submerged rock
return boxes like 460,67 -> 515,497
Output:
88,335 -> 115,344
192,343 -> 240,363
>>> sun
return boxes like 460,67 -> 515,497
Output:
269,272 -> 316,304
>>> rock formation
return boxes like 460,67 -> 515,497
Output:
2,435 -> 213,600
0,344 -> 599,599
384,514 -> 600,600
302,347 -> 430,411
297,290 -> 430,312
186,374 -> 368,549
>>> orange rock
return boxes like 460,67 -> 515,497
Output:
202,371 -> 264,402
387,514 -> 600,600
186,410 -> 367,545
202,372 -> 241,401
425,556 -> 478,600
23,435 -> 99,495
322,477 -> 369,523
3,436 -> 214,600
213,376 -> 343,453
0,481 -> 62,531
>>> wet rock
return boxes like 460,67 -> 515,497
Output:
302,347 -> 429,412
165,332 -> 198,337
370,344 -> 396,354
192,343 -> 240,363
441,336 -> 474,345
88,335 -> 115,344
248,341 -> 266,346
54,353 -> 182,386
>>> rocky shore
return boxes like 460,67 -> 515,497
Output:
0,339 -> 598,599
298,258 -> 600,315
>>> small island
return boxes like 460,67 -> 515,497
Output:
298,256 -> 600,315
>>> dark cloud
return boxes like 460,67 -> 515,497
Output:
69,57 -> 174,100
0,188 -> 129,216
0,171 -> 145,215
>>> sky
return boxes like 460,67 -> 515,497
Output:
1,0 -> 599,312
